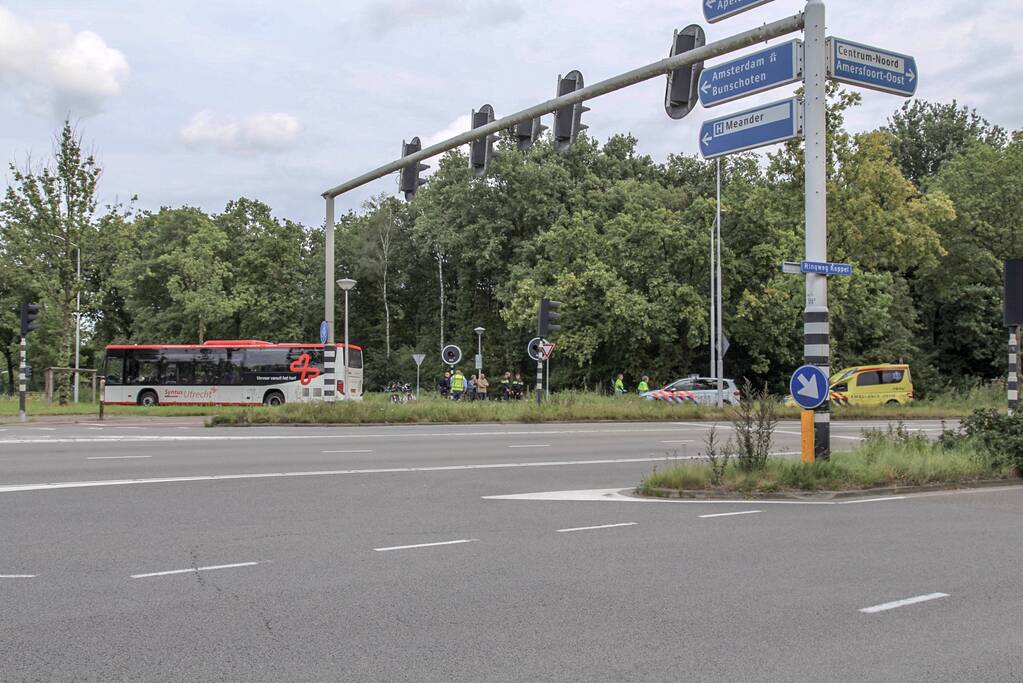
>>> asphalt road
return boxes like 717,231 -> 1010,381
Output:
2,417 -> 1020,681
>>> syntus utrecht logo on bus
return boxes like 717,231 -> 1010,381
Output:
289,353 -> 321,385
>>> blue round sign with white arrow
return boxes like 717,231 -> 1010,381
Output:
789,365 -> 830,410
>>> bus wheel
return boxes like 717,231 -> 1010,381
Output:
886,399 -> 900,406
263,391 -> 285,407
138,390 -> 159,407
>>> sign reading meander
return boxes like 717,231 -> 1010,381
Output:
699,39 -> 802,108
699,97 -> 802,159
827,37 -> 917,97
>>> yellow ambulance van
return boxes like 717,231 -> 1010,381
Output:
828,364 -> 914,406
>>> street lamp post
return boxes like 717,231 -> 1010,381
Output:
336,278 -> 357,401
474,326 -> 485,389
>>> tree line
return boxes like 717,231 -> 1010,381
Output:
1,88 -> 1017,399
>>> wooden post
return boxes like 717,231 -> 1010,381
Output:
45,368 -> 53,405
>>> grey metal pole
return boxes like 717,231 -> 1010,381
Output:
321,13 -> 805,201
804,0 -> 830,460
324,196 -> 336,402
18,336 -> 26,423
416,365 -> 421,401
716,158 -> 724,407
710,201 -> 716,380
73,245 -> 80,404
343,288 -> 350,402
1010,327 -> 1019,415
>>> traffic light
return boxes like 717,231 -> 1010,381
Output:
469,104 -> 497,177
20,302 -> 40,336
399,137 -> 430,200
553,70 -> 589,153
538,298 -> 562,337
513,116 -> 547,151
664,25 -> 706,120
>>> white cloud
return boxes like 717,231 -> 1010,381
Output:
357,0 -> 523,37
0,6 -> 129,117
422,113 -> 471,149
180,111 -> 302,154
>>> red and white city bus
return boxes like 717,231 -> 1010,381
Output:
101,340 -> 363,406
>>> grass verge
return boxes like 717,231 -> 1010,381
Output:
638,428 -> 1019,495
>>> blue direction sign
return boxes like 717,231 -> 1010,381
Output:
801,261 -> 853,276
319,320 -> 329,345
827,37 -> 917,97
699,97 -> 802,159
699,40 -> 802,108
790,365 -> 829,410
703,0 -> 776,24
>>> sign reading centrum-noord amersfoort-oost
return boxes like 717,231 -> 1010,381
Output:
827,37 -> 918,97
699,39 -> 802,108
699,97 -> 802,159
703,0 -> 777,24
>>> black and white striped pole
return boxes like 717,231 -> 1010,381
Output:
1010,328 -> 1018,416
1007,260 -> 1022,416
18,336 -> 27,423
803,0 -> 830,459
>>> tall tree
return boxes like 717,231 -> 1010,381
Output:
1,121 -> 101,401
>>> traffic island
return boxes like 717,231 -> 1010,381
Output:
636,422 -> 1022,499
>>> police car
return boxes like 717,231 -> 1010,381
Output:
641,377 -> 740,405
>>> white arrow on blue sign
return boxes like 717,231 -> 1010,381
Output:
801,261 -> 853,276
699,40 -> 802,108
827,37 -> 918,97
789,365 -> 830,410
699,97 -> 802,159
319,320 -> 329,345
703,0 -> 776,24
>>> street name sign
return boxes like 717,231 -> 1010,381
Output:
789,365 -> 829,410
703,0 -> 776,24
827,37 -> 917,97
801,260 -> 853,276
699,40 -> 802,108
699,97 -> 802,159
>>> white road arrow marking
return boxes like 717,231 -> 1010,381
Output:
796,373 -> 819,400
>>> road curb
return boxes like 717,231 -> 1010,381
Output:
634,478 -> 1023,502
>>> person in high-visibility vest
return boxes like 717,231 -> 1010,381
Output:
637,376 -> 650,394
450,369 -> 467,400
613,373 -> 626,396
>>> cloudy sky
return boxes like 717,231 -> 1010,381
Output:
1,0 -> 1020,226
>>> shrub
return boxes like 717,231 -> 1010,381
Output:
943,409 -> 1023,474
729,380 -> 778,472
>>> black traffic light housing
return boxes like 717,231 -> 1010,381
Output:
469,104 -> 497,176
538,298 -> 562,337
665,25 -> 706,120
513,116 -> 547,152
553,70 -> 589,153
399,137 -> 430,200
20,302 -> 40,336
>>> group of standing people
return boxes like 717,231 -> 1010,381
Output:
438,369 -> 526,401
612,373 -> 651,396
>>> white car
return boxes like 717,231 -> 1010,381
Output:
642,377 -> 740,405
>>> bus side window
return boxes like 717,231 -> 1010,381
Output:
105,350 -> 125,385
346,348 -> 363,369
